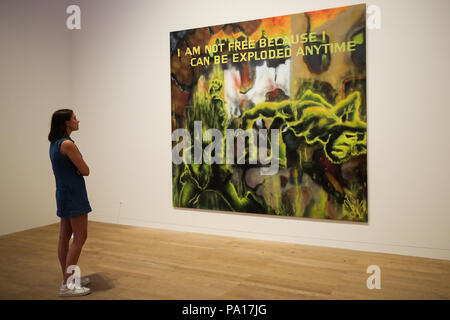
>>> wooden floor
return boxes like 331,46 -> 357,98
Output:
0,221 -> 448,299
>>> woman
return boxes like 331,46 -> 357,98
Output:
48,109 -> 92,297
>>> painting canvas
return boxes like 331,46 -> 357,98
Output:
171,4 -> 367,222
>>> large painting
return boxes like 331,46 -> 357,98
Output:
171,4 -> 367,222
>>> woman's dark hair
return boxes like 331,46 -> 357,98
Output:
48,109 -> 73,142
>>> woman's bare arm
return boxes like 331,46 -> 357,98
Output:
60,140 -> 90,176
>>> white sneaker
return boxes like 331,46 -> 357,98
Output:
59,284 -> 91,297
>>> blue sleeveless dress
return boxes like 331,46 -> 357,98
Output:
49,137 -> 92,218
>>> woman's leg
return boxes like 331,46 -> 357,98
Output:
63,214 -> 88,285
58,218 -> 72,281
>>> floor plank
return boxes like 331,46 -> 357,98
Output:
0,221 -> 448,299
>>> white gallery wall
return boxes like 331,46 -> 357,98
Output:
0,0 -> 73,235
1,0 -> 449,260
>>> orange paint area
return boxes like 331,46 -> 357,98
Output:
208,15 -> 291,46
307,6 -> 350,30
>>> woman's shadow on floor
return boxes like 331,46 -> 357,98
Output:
85,272 -> 116,293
